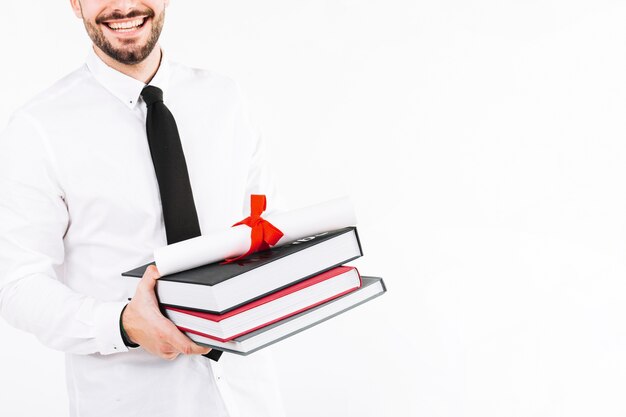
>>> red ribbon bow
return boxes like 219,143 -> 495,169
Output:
223,194 -> 284,263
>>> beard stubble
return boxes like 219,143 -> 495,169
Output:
83,9 -> 164,65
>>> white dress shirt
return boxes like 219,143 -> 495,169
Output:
0,48 -> 285,417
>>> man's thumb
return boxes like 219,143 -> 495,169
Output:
139,264 -> 160,290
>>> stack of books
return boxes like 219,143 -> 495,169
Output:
123,224 -> 385,355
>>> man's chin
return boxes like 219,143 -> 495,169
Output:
103,48 -> 152,65
94,33 -> 157,65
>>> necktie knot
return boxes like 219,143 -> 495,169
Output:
141,85 -> 164,106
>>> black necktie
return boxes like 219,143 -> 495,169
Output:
142,85 -> 223,362
142,85 -> 201,245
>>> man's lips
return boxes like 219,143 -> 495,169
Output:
101,16 -> 149,33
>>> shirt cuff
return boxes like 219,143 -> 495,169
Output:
94,300 -> 130,355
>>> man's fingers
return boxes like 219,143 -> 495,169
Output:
131,266 -> 211,358
189,343 -> 211,355
166,323 -> 211,355
160,349 -> 179,361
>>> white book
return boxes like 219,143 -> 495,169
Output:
123,227 -> 362,314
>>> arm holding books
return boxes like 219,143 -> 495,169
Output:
0,113 -> 122,354
0,112 -> 206,358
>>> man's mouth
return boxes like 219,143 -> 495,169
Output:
103,16 -> 148,33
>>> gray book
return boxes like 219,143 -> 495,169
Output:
185,276 -> 386,355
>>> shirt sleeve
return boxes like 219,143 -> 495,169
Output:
0,111 -> 129,355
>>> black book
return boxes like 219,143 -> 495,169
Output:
122,227 -> 363,314
185,276 -> 386,355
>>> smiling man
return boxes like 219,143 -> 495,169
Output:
0,1 -> 284,416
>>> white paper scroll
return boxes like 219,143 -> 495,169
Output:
154,197 -> 357,276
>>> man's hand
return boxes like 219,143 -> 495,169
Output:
121,265 -> 211,360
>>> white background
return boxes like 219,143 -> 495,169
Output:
2,1 -> 626,416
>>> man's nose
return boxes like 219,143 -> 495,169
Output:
108,0 -> 140,14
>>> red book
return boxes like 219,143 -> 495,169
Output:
164,266 -> 362,342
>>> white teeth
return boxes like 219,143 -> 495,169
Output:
107,17 -> 145,30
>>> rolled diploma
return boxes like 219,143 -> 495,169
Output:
154,196 -> 357,276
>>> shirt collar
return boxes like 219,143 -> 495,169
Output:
85,46 -> 172,110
